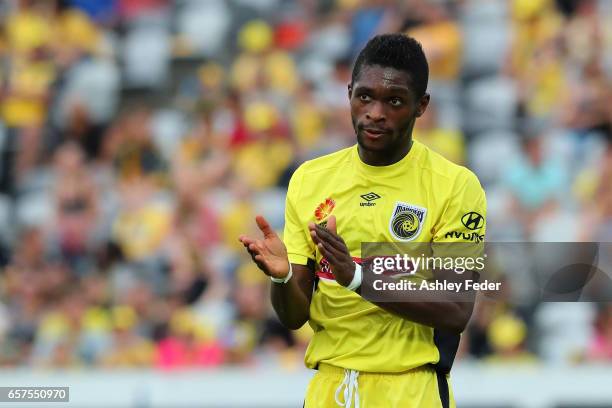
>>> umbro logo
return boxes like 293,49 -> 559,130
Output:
360,192 -> 381,207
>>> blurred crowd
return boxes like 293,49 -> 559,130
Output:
0,0 -> 610,369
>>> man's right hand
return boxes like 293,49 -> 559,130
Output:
240,215 -> 314,330
238,215 -> 290,280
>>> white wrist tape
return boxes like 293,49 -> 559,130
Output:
270,262 -> 293,284
346,262 -> 362,291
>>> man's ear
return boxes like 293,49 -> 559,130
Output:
348,83 -> 352,100
415,93 -> 430,118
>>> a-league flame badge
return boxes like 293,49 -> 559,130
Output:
389,202 -> 427,241
314,197 -> 335,223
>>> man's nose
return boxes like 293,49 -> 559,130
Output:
365,101 -> 385,122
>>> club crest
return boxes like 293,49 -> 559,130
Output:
389,202 -> 427,241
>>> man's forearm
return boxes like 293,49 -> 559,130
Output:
271,263 -> 314,330
372,299 -> 474,333
271,281 -> 310,329
365,270 -> 478,333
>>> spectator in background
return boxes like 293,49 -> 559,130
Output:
290,82 -> 325,154
577,143 -> 612,241
3,0 -> 55,57
561,57 -> 611,134
312,59 -> 355,153
49,3 -> 119,159
1,51 -> 54,130
9,227 -> 47,270
349,0 -> 400,57
413,100 -> 464,164
231,19 -> 299,98
462,277 -> 514,360
66,0 -> 118,26
116,0 -> 168,23
507,0 -> 566,120
101,306 -> 155,367
163,234 -> 211,306
51,142 -> 98,272
404,0 -> 462,128
32,286 -> 87,367
504,130 -> 568,239
170,163 -> 223,251
587,304 -> 612,361
405,0 -> 462,84
231,100 -> 293,190
223,262 -> 277,365
1,16 -> 55,184
156,308 -> 224,369
108,107 -> 171,265
111,177 -> 171,263
109,107 -> 166,182
507,0 -> 563,80
560,0 -> 611,73
486,313 -> 537,364
592,148 -> 612,240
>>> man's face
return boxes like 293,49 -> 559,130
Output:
349,64 -> 429,153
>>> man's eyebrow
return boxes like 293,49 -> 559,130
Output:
353,84 -> 412,94
381,85 -> 412,94
352,85 -> 373,92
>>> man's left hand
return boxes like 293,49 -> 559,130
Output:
308,215 -> 355,287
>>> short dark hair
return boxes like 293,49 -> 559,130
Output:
351,34 -> 429,98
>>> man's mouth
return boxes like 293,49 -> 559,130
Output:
361,127 -> 390,139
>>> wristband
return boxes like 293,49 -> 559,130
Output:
346,262 -> 362,291
270,262 -> 293,284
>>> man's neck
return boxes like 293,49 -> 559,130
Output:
358,139 -> 413,166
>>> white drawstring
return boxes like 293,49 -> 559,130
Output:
334,369 -> 360,408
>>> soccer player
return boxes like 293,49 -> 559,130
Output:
239,34 -> 486,408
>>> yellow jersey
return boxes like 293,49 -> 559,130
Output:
283,140 -> 487,373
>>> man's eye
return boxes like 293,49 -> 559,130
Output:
389,98 -> 403,106
359,94 -> 371,102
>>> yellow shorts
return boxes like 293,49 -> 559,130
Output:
304,364 -> 455,408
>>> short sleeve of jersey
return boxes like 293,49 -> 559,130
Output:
433,170 -> 486,259
283,165 -> 315,265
